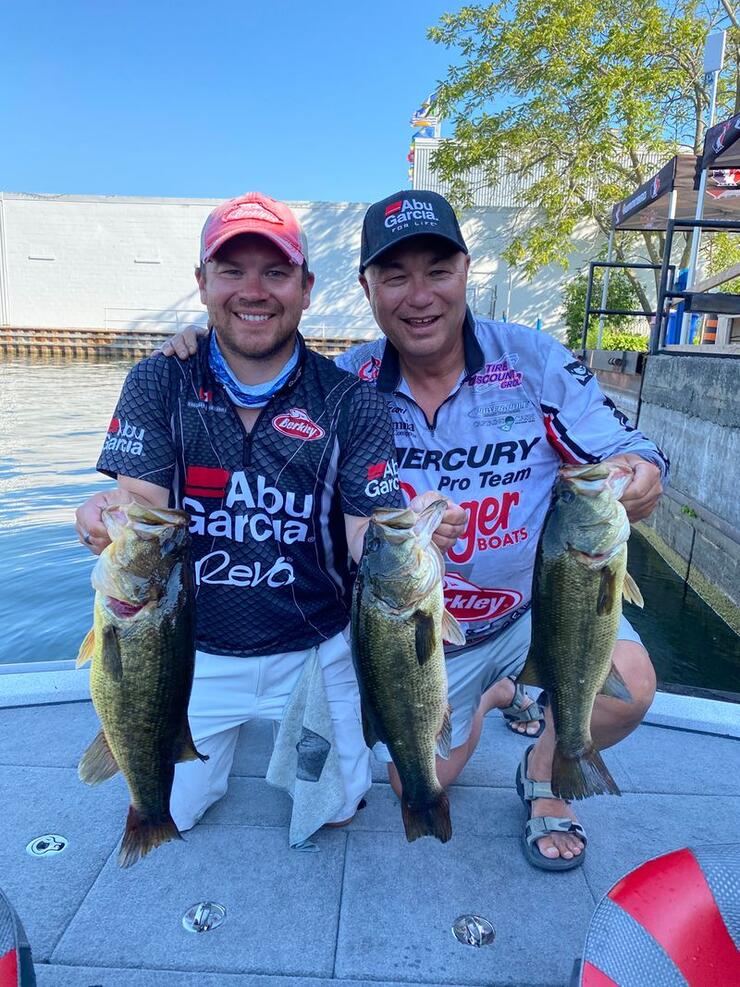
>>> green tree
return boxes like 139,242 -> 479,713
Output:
428,1 -> 740,311
561,268 -> 648,350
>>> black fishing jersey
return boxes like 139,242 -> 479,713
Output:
97,332 -> 402,656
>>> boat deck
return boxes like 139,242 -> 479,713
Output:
1,688 -> 738,987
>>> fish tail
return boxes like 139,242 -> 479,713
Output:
401,791 -> 452,843
551,743 -> 621,800
118,805 -> 183,868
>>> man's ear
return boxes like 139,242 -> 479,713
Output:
302,271 -> 315,311
195,265 -> 207,305
358,273 -> 370,303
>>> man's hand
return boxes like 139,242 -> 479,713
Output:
409,490 -> 466,552
603,453 -> 663,522
75,489 -> 134,555
154,324 -> 207,359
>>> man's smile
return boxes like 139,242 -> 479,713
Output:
235,313 -> 273,323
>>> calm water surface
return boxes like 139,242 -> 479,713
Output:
1,357 -> 738,692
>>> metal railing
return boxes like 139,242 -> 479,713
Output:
653,217 -> 740,352
580,261 -> 673,357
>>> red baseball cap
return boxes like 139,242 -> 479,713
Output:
200,192 -> 308,266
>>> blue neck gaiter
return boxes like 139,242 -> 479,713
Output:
208,332 -> 300,408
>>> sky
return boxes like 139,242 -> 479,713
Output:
2,0 -> 460,204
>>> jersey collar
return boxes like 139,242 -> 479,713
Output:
375,307 -> 484,393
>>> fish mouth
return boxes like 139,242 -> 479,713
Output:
560,463 -> 634,500
106,597 -> 146,618
372,500 -> 447,547
568,545 -> 623,570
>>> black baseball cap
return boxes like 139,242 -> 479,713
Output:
359,189 -> 468,273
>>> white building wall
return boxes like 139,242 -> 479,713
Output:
0,191 -> 601,339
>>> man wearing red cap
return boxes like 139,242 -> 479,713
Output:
75,192 -> 413,841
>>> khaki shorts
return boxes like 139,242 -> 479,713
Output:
372,611 -> 642,762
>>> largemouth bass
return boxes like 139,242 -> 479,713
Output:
351,500 -> 465,843
518,463 -> 643,800
76,503 -> 206,867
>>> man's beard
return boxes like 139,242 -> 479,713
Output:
209,308 -> 297,364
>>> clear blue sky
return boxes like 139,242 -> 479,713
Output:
3,0 -> 460,203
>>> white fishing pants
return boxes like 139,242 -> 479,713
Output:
169,630 -> 371,831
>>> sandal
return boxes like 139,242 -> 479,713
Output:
515,744 -> 587,871
501,680 -> 547,738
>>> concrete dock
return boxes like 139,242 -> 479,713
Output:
1,692 -> 738,987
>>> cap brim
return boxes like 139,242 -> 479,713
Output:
202,225 -> 304,265
360,229 -> 468,273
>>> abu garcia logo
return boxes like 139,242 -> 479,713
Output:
365,459 -> 400,498
104,417 -> 145,456
384,197 -> 439,229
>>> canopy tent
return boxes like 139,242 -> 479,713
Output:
609,154 -> 740,231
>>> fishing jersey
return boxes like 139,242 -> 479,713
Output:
336,310 -> 669,649
97,333 -> 403,657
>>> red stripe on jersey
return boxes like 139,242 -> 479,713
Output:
543,414 -> 578,464
608,847 -> 740,985
0,948 -> 18,984
184,466 -> 231,497
581,961 -> 620,987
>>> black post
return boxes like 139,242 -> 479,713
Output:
651,219 -> 675,354
581,262 -> 596,357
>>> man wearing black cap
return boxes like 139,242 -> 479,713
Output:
158,188 -> 668,871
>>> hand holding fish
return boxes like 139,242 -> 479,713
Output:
408,490 -> 466,552
601,454 -> 662,522
75,488 -> 135,555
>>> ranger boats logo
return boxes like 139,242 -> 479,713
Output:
272,408 -> 325,442
443,573 -> 523,623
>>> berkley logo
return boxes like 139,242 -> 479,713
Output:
272,407 -> 325,441
443,573 -> 523,623
358,356 -> 381,382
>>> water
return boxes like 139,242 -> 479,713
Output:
1,357 -> 738,693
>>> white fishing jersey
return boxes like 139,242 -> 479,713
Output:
336,310 -> 669,649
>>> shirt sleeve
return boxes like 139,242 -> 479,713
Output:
539,340 -> 670,480
96,355 -> 176,489
336,380 -> 404,515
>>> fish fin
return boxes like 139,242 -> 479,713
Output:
551,743 -> 620,800
361,705 -> 381,749
516,651 -> 542,688
622,571 -> 644,608
118,805 -> 183,868
413,610 -> 436,666
76,627 -> 95,667
175,717 -> 209,764
436,705 -> 452,760
596,567 -> 618,617
78,729 -> 120,785
441,608 -> 466,646
401,790 -> 452,843
101,625 -> 123,681
599,663 -> 633,702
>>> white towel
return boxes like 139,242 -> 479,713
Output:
266,648 -> 345,850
